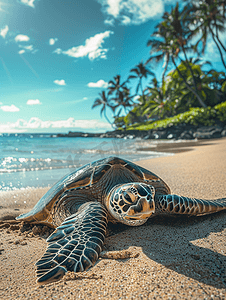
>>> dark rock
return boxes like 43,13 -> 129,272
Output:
57,131 -> 101,138
221,130 -> 226,137
167,129 -> 183,139
145,132 -> 156,139
55,123 -> 226,141
125,130 -> 149,138
56,133 -> 66,137
152,130 -> 168,139
221,126 -> 226,137
179,131 -> 194,140
167,133 -> 176,139
193,126 -> 223,139
66,131 -> 84,137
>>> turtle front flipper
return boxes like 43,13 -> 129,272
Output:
36,202 -> 108,284
156,194 -> 226,216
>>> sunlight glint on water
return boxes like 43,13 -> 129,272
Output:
0,133 -> 171,191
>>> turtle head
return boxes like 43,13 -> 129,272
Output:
106,182 -> 155,226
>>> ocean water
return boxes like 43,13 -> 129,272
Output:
0,133 -> 171,191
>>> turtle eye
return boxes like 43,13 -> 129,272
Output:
122,191 -> 134,204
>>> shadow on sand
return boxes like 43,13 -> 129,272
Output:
107,210 -> 226,289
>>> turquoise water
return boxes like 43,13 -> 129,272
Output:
0,133 -> 169,191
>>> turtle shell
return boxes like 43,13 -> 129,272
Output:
16,156 -> 170,225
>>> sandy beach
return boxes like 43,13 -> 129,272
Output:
0,138 -> 226,299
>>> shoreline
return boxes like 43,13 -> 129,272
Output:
0,138 -> 226,299
0,138 -> 214,193
1,138 -> 224,220
56,123 -> 226,140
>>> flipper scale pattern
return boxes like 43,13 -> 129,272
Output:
36,202 -> 108,284
156,195 -> 226,216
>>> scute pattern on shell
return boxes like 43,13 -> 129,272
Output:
16,156 -> 170,225
15,156 -> 226,285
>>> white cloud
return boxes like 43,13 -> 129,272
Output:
102,0 -> 121,17
18,49 -> 26,54
201,32 -> 226,63
49,38 -> 58,46
53,48 -> 62,54
0,105 -> 20,112
121,15 -> 131,25
54,31 -> 113,61
207,40 -> 216,54
15,34 -> 30,42
54,79 -> 66,86
40,88 -> 63,93
104,19 -> 115,26
0,117 -> 112,133
18,44 -> 38,54
18,0 -> 36,8
98,0 -> 165,25
26,99 -> 41,105
21,44 -> 33,50
65,97 -> 89,105
87,79 -> 108,88
0,25 -> 9,39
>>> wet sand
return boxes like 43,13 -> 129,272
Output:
0,138 -> 226,299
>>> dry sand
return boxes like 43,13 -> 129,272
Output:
0,138 -> 226,299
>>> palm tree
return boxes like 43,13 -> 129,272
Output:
147,3 -> 202,104
144,77 -> 176,118
107,75 -> 135,118
92,91 -> 115,126
185,0 -> 226,69
164,58 -> 224,109
113,87 -> 134,117
157,3 -> 207,108
128,61 -> 154,104
108,75 -> 128,98
170,60 -> 221,108
204,68 -> 226,104
147,30 -> 172,87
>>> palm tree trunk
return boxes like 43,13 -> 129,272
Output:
209,27 -> 226,69
181,44 -> 206,107
104,110 -> 114,128
171,56 -> 207,108
140,78 -> 146,105
216,32 -> 226,52
214,21 -> 226,53
216,34 -> 226,52
162,55 -> 170,87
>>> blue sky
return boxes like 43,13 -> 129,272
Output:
0,0 -> 225,133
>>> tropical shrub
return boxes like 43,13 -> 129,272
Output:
126,101 -> 226,131
114,116 -> 126,128
215,101 -> 226,123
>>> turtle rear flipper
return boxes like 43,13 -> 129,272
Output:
36,202 -> 108,284
156,195 -> 226,216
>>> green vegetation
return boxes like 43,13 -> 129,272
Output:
125,101 -> 226,131
92,1 -> 226,130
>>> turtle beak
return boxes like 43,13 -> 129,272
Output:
125,197 -> 155,220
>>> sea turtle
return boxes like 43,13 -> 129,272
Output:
16,156 -> 226,284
